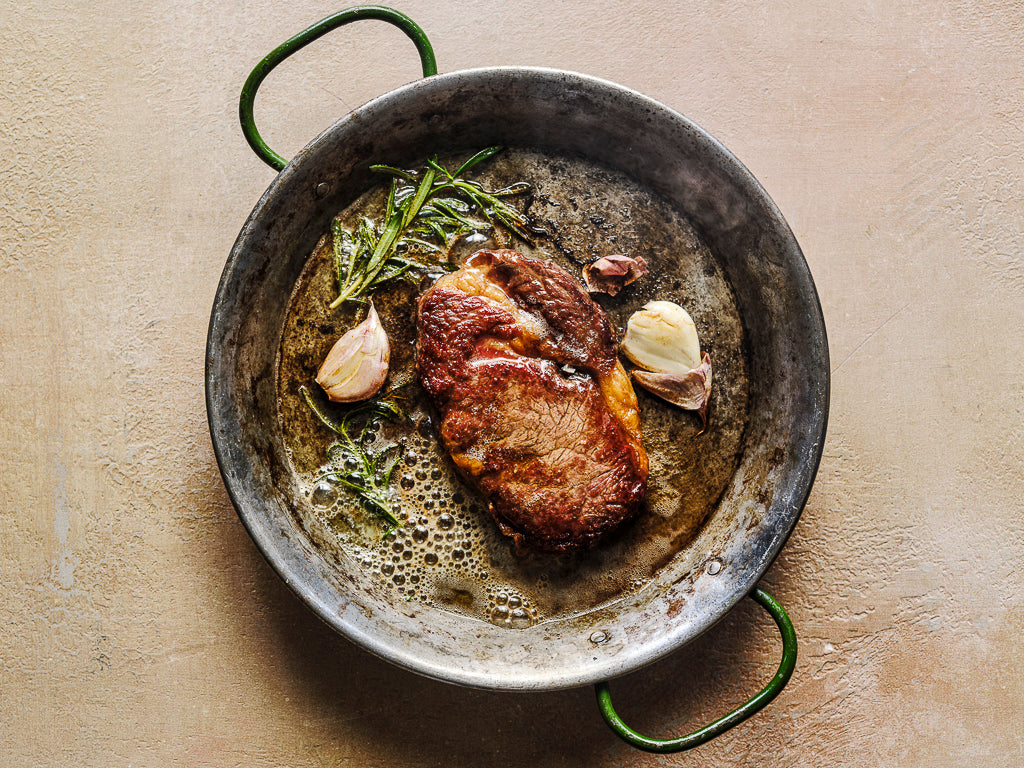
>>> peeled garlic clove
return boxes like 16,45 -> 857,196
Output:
632,353 -> 712,427
316,301 -> 390,403
583,254 -> 649,296
620,300 -> 701,375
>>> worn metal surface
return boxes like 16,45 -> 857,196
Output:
207,68 -> 828,690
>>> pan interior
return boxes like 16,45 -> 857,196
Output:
277,147 -> 748,631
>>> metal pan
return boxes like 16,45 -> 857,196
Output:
206,7 -> 828,753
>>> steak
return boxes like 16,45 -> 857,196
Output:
417,249 -> 648,552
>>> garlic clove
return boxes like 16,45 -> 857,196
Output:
632,352 -> 712,427
583,254 -> 649,296
316,301 -> 390,403
620,300 -> 701,375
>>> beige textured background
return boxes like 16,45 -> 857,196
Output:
3,0 -> 1022,765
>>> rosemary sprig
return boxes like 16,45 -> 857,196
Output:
300,385 -> 407,534
328,146 -> 534,308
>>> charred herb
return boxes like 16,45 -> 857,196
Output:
328,146 -> 535,308
300,385 -> 408,533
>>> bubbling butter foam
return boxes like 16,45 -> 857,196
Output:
301,412 -> 542,628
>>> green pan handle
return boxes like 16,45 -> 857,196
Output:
239,5 -> 438,171
596,586 -> 797,754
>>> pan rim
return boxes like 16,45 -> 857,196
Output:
206,65 -> 829,690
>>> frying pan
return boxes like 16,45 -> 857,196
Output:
206,6 -> 829,753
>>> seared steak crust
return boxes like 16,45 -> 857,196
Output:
417,250 -> 648,552
480,255 -> 618,376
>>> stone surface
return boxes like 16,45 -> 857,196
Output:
2,0 -> 1022,765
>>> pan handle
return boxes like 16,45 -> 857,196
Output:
595,586 -> 797,753
239,5 -> 438,171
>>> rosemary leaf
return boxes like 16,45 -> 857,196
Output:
369,164 -> 415,181
452,145 -> 505,178
400,166 -> 437,230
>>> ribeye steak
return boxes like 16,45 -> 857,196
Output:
417,249 -> 648,552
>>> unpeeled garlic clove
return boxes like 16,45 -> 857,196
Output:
583,254 -> 649,296
620,300 -> 701,375
632,352 -> 712,427
316,301 -> 390,402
